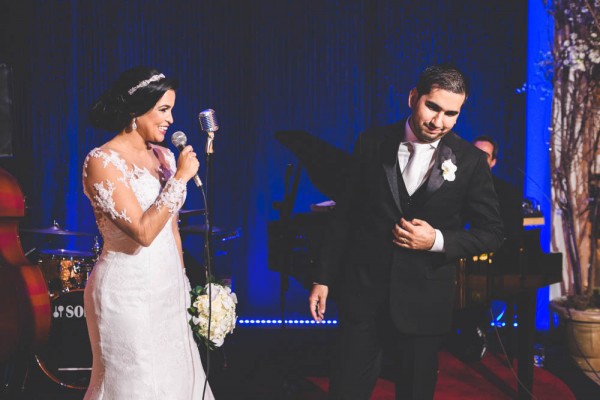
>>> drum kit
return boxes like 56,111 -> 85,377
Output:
20,212 -> 240,390
20,221 -> 99,390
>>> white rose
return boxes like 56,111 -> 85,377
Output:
441,159 -> 457,181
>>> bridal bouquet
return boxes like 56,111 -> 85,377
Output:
188,281 -> 237,348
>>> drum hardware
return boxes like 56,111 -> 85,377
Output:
92,236 -> 102,257
38,249 -> 97,299
34,289 -> 91,390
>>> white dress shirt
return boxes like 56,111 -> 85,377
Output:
399,119 -> 445,252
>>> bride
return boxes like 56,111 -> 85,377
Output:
82,66 -> 214,399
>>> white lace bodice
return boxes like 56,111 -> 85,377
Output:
82,146 -> 186,252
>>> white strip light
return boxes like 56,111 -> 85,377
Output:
237,319 -> 338,325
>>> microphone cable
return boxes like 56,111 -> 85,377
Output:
198,181 -> 212,400
488,307 -> 538,400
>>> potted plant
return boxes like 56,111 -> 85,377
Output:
545,0 -> 600,383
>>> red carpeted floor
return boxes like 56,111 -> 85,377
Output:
306,350 -> 575,399
15,327 -> 589,399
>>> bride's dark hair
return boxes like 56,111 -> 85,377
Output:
89,66 -> 178,132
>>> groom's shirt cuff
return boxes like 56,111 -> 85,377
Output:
429,229 -> 445,252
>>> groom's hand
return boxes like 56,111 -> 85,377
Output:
309,284 -> 329,322
393,218 -> 436,250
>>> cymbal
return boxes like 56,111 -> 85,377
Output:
179,224 -> 241,240
39,248 -> 96,258
179,209 -> 206,217
21,225 -> 96,237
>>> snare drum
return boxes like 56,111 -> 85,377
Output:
38,249 -> 96,298
34,289 -> 91,390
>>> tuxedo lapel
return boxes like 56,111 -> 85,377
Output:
422,133 -> 457,203
381,122 -> 405,214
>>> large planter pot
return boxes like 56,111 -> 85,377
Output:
551,300 -> 600,383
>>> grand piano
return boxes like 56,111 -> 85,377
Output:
268,130 -> 562,400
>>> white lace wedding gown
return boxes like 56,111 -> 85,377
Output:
82,145 -> 214,400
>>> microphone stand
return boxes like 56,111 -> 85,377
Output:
200,131 -> 215,400
204,131 -> 215,283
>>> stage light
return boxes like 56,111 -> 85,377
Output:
236,318 -> 338,326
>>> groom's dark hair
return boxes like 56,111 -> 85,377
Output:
416,63 -> 469,101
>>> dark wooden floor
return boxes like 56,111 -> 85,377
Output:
3,324 -> 600,400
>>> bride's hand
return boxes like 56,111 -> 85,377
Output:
174,145 -> 200,182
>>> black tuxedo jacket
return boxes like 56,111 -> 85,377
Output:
315,120 -> 504,335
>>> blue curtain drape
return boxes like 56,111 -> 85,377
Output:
0,0 -> 527,317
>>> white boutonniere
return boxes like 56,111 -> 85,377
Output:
441,159 -> 457,181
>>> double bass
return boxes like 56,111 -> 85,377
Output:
0,167 -> 51,390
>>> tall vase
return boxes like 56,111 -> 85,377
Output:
551,301 -> 600,384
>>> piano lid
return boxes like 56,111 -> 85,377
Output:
275,130 -> 352,202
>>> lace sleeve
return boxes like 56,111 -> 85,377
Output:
151,145 -> 186,214
155,177 -> 186,214
83,148 -> 134,223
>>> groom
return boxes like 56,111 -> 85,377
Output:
309,64 -> 504,399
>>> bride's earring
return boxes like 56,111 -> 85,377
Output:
131,118 -> 137,130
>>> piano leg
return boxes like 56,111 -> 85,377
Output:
506,300 -> 517,361
516,291 -> 537,400
280,272 -> 289,328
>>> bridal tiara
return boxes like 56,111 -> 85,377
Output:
127,73 -> 165,95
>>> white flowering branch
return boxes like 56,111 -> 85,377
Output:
545,0 -> 600,299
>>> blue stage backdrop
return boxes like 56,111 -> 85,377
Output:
0,0 -> 528,319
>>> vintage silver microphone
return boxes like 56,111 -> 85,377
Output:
171,131 -> 202,187
198,109 -> 219,154
196,111 -> 219,387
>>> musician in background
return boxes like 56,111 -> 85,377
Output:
309,64 -> 504,399
472,135 -> 523,245
447,136 -> 524,361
